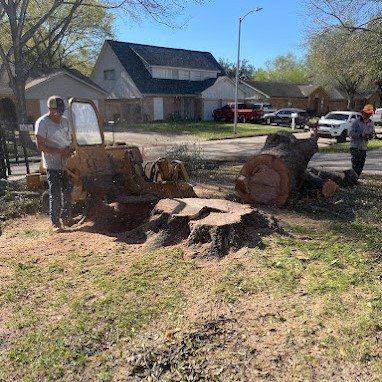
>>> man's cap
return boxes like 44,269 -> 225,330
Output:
362,104 -> 374,114
47,96 -> 65,113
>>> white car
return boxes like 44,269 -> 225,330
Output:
317,111 -> 361,143
371,108 -> 382,126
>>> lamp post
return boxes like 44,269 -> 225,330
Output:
233,7 -> 263,134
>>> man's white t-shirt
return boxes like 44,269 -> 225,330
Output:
35,114 -> 72,170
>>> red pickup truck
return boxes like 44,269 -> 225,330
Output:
212,102 -> 273,123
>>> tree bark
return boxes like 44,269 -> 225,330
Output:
301,170 -> 338,198
235,131 -> 318,206
125,198 -> 281,258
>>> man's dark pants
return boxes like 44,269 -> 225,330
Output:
47,169 -> 72,226
350,148 -> 367,176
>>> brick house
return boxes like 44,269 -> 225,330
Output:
240,80 -> 331,116
240,80 -> 381,115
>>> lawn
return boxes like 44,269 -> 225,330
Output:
118,120 -> 294,139
319,138 -> 382,153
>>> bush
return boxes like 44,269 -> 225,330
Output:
165,142 -> 207,176
0,179 -> 41,222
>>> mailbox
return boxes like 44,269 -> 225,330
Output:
291,112 -> 298,129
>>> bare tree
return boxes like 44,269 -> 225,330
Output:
304,0 -> 382,32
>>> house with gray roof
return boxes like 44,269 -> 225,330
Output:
241,80 -> 381,115
90,40 -> 243,122
240,80 -> 331,116
0,67 -> 108,124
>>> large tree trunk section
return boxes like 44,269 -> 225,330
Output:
308,167 -> 359,188
125,198 -> 281,258
300,170 -> 339,198
235,131 -> 318,206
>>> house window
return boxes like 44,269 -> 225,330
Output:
180,70 -> 190,80
172,69 -> 179,80
190,71 -> 202,81
104,69 -> 116,80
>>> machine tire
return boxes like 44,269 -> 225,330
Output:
266,117 -> 271,125
239,115 -> 247,123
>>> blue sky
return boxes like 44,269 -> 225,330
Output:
114,0 -> 308,69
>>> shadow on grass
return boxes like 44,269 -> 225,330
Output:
288,175 -> 382,253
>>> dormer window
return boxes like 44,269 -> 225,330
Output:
104,69 -> 116,80
172,69 -> 179,80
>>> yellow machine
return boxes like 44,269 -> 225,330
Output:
32,98 -> 196,227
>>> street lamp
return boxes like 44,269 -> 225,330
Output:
233,7 -> 263,134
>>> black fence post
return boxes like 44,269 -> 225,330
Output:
19,129 -> 30,174
0,123 -> 8,179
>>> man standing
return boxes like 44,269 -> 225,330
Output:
35,96 -> 74,231
348,103 -> 375,177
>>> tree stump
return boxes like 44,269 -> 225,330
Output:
235,131 -> 318,206
129,198 -> 281,258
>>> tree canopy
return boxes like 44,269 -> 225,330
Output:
306,27 -> 365,109
304,0 -> 382,106
253,53 -> 311,84
218,58 -> 256,80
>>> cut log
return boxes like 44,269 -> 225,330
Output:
235,131 -> 318,206
301,170 -> 339,198
308,167 -> 359,188
125,198 -> 281,258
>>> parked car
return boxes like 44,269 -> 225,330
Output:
262,108 -> 309,128
371,108 -> 382,126
212,102 -> 268,123
317,111 -> 361,143
248,103 -> 275,123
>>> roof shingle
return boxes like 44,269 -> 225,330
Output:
106,40 -> 223,96
243,80 -> 305,98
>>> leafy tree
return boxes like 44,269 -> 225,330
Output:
304,0 -> 382,105
253,53 -> 311,84
27,0 -> 114,75
306,27 -> 365,109
218,58 -> 256,80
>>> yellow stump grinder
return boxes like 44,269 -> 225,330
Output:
29,98 -> 196,231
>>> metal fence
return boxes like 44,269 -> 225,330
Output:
0,122 -> 41,179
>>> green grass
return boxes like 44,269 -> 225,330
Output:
121,120 -> 295,139
319,138 -> 382,153
1,248 -> 198,381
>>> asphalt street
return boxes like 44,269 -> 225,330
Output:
8,129 -> 382,180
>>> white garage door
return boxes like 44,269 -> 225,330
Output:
203,100 -> 220,121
